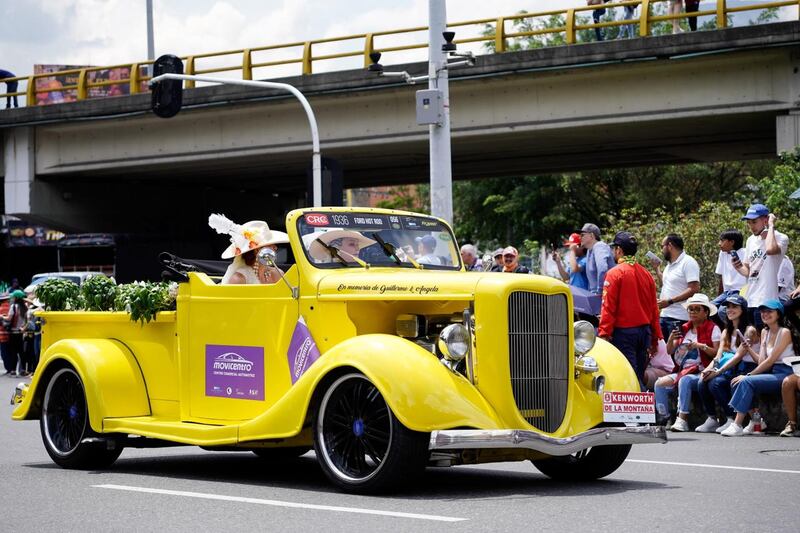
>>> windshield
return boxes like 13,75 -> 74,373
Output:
297,212 -> 461,270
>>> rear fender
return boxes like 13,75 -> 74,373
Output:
12,339 -> 151,432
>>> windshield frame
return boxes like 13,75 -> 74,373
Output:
296,211 -> 463,271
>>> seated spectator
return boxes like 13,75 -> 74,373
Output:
645,339 -> 674,391
654,294 -> 720,431
696,294 -> 759,433
712,229 -> 746,321
552,233 -> 588,289
781,372 -> 800,437
721,299 -> 796,436
501,247 -> 530,274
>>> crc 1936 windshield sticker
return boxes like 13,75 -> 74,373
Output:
205,345 -> 264,400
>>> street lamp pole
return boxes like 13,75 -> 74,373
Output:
146,0 -> 155,60
428,0 -> 453,224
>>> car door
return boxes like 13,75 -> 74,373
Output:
182,268 -> 300,422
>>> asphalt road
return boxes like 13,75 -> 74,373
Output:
2,376 -> 799,533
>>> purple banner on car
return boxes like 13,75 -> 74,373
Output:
205,344 -> 264,400
287,316 -> 321,384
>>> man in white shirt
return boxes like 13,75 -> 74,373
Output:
712,229 -> 747,320
650,233 -> 700,339
733,203 -> 789,329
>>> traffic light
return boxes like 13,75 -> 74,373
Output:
151,54 -> 184,118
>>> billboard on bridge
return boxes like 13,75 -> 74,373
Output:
33,64 -> 146,105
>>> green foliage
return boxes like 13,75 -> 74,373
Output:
376,184 -> 430,213
452,161 -> 773,255
81,274 -> 117,311
35,278 -> 81,311
607,202 -> 743,294
115,282 -> 176,325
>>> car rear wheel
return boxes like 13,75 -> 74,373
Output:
531,444 -> 631,481
40,367 -> 123,469
313,373 -> 429,493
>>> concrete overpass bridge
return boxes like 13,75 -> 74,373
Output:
2,20 -> 800,278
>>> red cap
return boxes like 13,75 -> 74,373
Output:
563,233 -> 581,246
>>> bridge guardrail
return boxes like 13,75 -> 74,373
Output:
1,0 -> 798,108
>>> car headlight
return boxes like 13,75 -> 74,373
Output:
438,323 -> 470,362
573,320 -> 596,356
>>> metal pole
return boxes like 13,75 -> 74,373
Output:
428,0 -> 453,224
146,0 -> 155,60
149,73 -> 323,206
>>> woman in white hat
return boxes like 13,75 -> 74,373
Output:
654,293 -> 721,431
303,229 -> 376,264
208,214 -> 289,285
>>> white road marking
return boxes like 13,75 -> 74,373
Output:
93,484 -> 468,522
627,459 -> 800,474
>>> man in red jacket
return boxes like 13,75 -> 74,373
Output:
599,232 -> 662,389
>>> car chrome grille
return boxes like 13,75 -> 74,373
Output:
508,292 -> 569,433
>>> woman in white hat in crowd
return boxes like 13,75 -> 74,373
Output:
208,214 -> 289,285
654,293 -> 721,431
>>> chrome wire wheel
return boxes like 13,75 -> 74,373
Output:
43,368 -> 87,457
317,374 -> 393,483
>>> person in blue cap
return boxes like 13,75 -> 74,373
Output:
721,298 -> 795,436
732,203 -> 788,329
696,293 -> 760,433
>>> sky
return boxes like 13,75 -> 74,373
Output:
1,0 -> 796,80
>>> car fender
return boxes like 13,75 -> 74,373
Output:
589,337 -> 641,392
12,338 -> 151,432
238,334 -> 504,442
567,337 -> 643,432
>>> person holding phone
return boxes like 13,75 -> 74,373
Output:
552,233 -> 588,290
711,229 -> 746,320
696,294 -> 759,433
733,204 -> 789,329
654,294 -> 720,431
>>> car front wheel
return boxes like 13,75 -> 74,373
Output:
40,367 -> 123,469
313,373 -> 429,493
531,444 -> 631,481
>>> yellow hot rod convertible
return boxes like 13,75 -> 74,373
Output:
12,207 -> 665,493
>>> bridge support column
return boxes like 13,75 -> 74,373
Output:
3,127 -> 34,215
776,111 -> 800,155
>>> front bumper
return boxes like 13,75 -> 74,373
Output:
429,425 -> 667,456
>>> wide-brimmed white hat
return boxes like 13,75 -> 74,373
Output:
209,214 -> 289,259
302,228 -> 376,261
681,293 -> 717,317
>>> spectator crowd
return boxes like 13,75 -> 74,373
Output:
460,202 -> 800,437
1,278 -> 43,379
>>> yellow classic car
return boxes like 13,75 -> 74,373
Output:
12,207 -> 665,493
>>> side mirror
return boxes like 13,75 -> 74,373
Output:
151,54 -> 184,119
